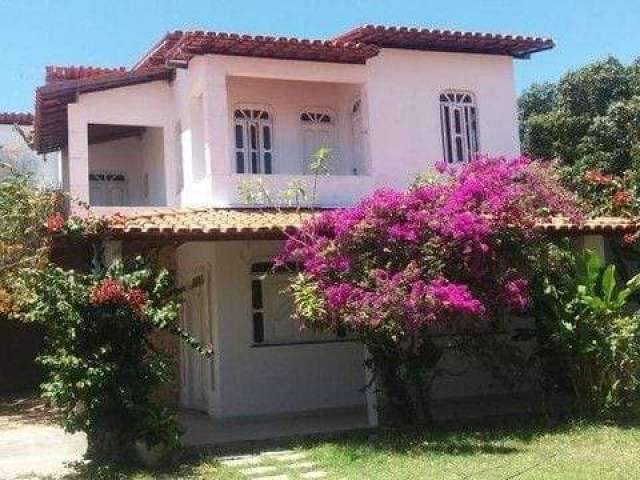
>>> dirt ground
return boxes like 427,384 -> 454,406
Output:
0,393 -> 86,480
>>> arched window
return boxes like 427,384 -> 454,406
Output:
439,91 -> 479,163
300,108 -> 336,173
234,107 -> 273,174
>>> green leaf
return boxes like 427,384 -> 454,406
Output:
601,265 -> 616,303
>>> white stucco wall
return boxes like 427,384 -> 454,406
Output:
88,136 -> 144,205
366,49 -> 520,190
141,127 -> 166,205
177,239 -> 368,418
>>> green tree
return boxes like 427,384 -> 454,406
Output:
0,170 -> 57,314
520,56 -> 640,176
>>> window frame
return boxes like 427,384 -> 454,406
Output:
249,260 -> 350,347
232,104 -> 275,175
439,90 -> 480,164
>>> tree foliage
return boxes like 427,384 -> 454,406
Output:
0,169 -> 211,463
520,56 -> 640,176
0,170 -> 57,314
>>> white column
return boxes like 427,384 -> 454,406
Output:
67,105 -> 89,211
203,63 -> 230,176
364,348 -> 379,427
103,240 -> 122,266
163,123 -> 177,206
582,234 -> 607,261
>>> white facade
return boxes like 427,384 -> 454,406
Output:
177,240 -> 367,418
62,45 -> 526,424
63,49 -> 519,212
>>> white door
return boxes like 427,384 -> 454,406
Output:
89,171 -> 129,206
179,266 -> 212,412
301,110 -> 336,173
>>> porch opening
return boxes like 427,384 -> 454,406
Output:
88,123 -> 166,207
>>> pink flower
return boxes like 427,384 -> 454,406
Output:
613,190 -> 633,206
90,279 -> 128,307
278,155 -> 579,339
325,284 -> 359,310
426,277 -> 486,317
623,233 -> 638,247
503,278 -> 529,312
126,289 -> 147,311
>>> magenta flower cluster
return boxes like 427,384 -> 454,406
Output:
280,156 -> 580,349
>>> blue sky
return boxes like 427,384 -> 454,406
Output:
1,0 -> 639,112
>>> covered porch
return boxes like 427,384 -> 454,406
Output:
97,209 -> 640,445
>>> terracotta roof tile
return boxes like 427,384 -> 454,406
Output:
0,112 -> 33,125
45,65 -> 129,83
100,208 -> 640,239
333,24 -> 554,58
536,217 -> 640,234
34,67 -> 173,153
160,31 -> 379,67
34,24 -> 554,153
106,208 -> 314,239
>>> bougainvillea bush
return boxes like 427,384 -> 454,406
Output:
14,258 -> 212,462
279,156 -> 581,422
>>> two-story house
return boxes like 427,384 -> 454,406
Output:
33,24 -> 554,438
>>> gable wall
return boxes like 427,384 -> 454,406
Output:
366,49 -> 520,189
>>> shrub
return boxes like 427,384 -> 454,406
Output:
537,249 -> 640,416
0,171 -> 58,314
279,156 -> 580,422
14,257 -> 212,462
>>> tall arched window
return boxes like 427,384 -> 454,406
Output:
234,107 -> 273,174
300,108 -> 336,173
439,91 -> 479,163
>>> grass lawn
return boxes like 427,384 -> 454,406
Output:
75,418 -> 640,480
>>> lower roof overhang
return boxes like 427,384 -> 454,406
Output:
50,209 -> 640,246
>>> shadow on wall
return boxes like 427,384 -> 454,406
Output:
0,317 -> 44,394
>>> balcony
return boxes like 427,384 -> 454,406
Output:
85,123 -> 167,213
180,75 -> 374,208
